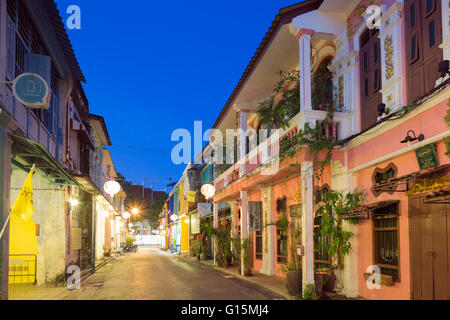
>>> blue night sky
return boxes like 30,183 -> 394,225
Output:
55,0 -> 297,191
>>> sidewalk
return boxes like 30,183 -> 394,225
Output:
8,255 -> 117,300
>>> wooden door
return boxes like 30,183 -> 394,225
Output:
359,28 -> 382,131
409,195 -> 450,300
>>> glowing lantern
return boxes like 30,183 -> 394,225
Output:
201,184 -> 215,200
104,181 -> 121,196
122,211 -> 130,219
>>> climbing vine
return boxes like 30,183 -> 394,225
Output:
315,189 -> 363,270
279,106 -> 340,180
444,98 -> 450,156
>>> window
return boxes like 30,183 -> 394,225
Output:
314,212 -> 331,270
277,228 -> 287,263
359,28 -> 382,131
312,57 -> 333,111
428,20 -> 435,47
405,0 -> 442,101
373,203 -> 400,282
255,230 -> 263,260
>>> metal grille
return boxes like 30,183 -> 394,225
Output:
8,254 -> 37,285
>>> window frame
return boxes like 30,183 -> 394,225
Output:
372,204 -> 401,282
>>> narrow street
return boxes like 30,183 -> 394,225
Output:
55,248 -> 284,300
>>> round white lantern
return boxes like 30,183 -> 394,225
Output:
104,181 -> 121,196
201,184 -> 216,200
122,211 -> 130,219
170,214 -> 178,222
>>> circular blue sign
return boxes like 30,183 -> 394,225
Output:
12,73 -> 50,109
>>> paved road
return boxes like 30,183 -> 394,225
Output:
61,248 -> 284,300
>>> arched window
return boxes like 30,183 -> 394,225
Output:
312,57 -> 334,111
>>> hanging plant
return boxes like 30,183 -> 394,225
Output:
257,70 -> 300,131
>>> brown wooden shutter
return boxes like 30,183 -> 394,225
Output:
405,0 -> 443,102
359,28 -> 382,131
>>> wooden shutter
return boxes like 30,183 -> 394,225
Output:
25,53 -> 51,85
6,15 -> 16,81
359,28 -> 382,131
405,0 -> 443,102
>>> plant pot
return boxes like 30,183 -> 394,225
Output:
285,271 -> 302,296
314,274 -> 325,297
323,273 -> 336,293
200,253 -> 206,261
243,268 -> 252,277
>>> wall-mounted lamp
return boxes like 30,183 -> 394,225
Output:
377,103 -> 387,117
400,130 -> 425,144
69,198 -> 78,207
438,60 -> 450,78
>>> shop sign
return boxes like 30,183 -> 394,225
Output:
290,204 -> 302,218
198,203 -> 212,218
249,201 -> 262,232
13,73 -> 50,109
415,144 -> 439,170
187,191 -> 197,203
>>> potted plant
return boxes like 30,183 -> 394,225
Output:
242,238 -> 252,277
199,245 -> 207,261
314,190 -> 362,295
272,211 -> 302,297
303,283 -> 319,300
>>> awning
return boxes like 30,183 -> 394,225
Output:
373,164 -> 450,193
342,200 -> 400,219
74,175 -> 121,215
11,134 -> 80,187
423,189 -> 450,204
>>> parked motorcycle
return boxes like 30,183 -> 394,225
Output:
124,244 -> 138,253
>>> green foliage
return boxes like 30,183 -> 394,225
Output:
315,190 -> 363,269
445,99 -> 450,156
269,211 -> 301,275
231,236 -> 241,263
303,284 -> 318,300
126,236 -> 134,247
279,107 -> 339,180
257,70 -> 300,130
242,238 -> 251,268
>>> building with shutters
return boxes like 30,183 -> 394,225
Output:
0,0 -> 125,299
204,0 -> 450,300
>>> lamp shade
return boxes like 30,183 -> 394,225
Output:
104,181 -> 121,196
201,184 -> 216,200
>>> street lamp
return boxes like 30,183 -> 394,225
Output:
132,208 -> 139,215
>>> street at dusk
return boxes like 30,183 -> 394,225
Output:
1,0 -> 450,311
10,248 -> 284,300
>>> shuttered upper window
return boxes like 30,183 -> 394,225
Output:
359,28 -> 382,131
405,0 -> 443,102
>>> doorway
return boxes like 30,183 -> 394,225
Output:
409,194 -> 450,300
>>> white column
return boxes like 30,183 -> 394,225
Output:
213,202 -> 218,265
298,29 -> 314,111
441,0 -> 450,60
301,161 -> 314,287
238,110 -> 248,177
240,190 -> 248,276
261,186 -> 275,276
